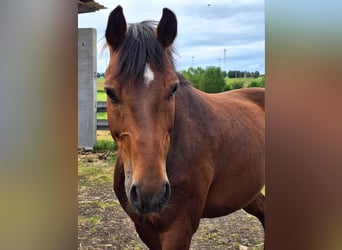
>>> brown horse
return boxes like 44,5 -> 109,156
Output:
105,6 -> 265,249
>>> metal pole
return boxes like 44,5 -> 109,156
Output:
223,48 -> 227,71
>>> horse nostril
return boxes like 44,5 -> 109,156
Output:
130,184 -> 140,208
163,183 -> 171,200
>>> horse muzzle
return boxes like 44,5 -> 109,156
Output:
129,181 -> 171,214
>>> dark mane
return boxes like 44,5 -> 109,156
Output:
176,72 -> 192,86
115,21 -> 174,84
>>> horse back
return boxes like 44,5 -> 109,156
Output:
227,87 -> 265,111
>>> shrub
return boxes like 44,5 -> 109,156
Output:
248,80 -> 260,88
222,83 -> 232,91
258,77 -> 265,87
231,80 -> 244,89
247,77 -> 265,88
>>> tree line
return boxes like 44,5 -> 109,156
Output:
227,70 -> 260,78
180,66 -> 264,93
96,72 -> 105,78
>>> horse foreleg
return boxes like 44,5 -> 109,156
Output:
135,223 -> 162,250
134,215 -> 195,250
243,192 -> 265,228
159,215 -> 196,250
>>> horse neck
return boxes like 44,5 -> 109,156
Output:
173,78 -> 213,135
166,78 -> 217,169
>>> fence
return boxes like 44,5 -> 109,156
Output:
97,101 -> 109,130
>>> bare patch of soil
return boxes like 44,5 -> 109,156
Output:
78,149 -> 264,249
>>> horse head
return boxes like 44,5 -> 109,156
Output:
105,6 -> 178,214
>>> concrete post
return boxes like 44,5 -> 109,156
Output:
78,28 -> 97,149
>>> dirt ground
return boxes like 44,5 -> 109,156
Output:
78,149 -> 264,250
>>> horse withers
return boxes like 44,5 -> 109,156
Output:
105,5 -> 265,249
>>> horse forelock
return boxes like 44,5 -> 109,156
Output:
114,21 -> 175,85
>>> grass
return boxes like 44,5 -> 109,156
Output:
225,77 -> 263,88
198,231 -> 226,245
94,140 -> 117,151
79,200 -> 120,210
78,215 -> 102,225
97,112 -> 107,120
96,78 -> 107,120
97,90 -> 106,102
78,163 -> 113,187
78,145 -> 116,187
97,130 -> 112,141
97,77 -> 105,91
95,131 -> 115,151
97,78 -> 106,103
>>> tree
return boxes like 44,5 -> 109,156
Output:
228,70 -> 236,78
180,67 -> 204,89
200,66 -> 226,93
226,70 -> 264,79
253,71 -> 260,78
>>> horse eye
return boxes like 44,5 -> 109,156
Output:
168,83 -> 179,98
104,87 -> 119,103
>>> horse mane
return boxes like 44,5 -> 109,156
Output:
114,21 -> 175,84
176,72 -> 192,87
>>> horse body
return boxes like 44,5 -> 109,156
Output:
169,76 -> 265,216
106,6 -> 264,249
114,75 -> 264,248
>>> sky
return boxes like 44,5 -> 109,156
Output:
78,0 -> 265,74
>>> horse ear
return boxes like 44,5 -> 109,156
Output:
157,8 -> 177,47
105,5 -> 127,50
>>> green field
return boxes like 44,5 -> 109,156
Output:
225,77 -> 264,88
97,77 -> 106,102
96,79 -> 107,123
97,90 -> 106,102
97,112 -> 107,120
97,77 -> 105,91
